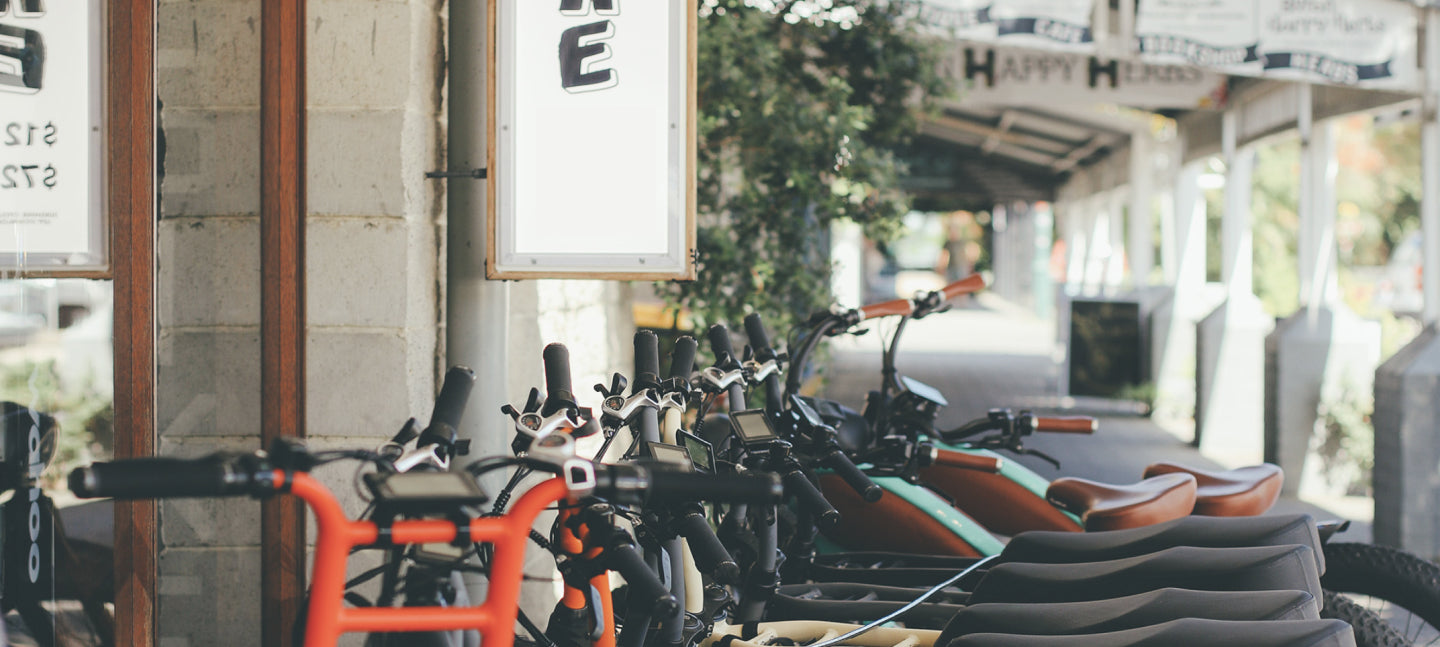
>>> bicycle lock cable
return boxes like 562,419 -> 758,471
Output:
801,555 -> 999,647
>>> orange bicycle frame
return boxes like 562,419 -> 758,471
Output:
281,470 -> 570,647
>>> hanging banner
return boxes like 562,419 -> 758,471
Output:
1135,0 -> 1262,76
0,0 -> 106,273
901,0 -> 997,41
941,46 -> 1228,110
989,0 -> 1095,52
1255,0 -> 1418,90
488,0 -> 696,280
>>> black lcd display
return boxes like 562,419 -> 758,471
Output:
644,441 -> 694,471
676,429 -> 714,472
730,409 -> 778,445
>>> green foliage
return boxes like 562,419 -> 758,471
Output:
1313,379 -> 1374,497
0,360 -> 113,490
662,0 -> 946,338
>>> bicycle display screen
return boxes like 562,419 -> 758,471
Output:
900,376 -> 949,407
365,472 -> 489,506
676,430 -> 714,473
730,409 -> 778,446
643,441 -> 694,471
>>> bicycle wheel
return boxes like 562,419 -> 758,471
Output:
1322,542 -> 1440,645
1321,589 -> 1410,647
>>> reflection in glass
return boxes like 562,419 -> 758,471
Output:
0,279 -> 114,646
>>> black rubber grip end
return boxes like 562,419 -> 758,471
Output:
667,336 -> 698,380
707,324 -> 735,363
742,313 -> 774,359
542,344 -> 574,415
634,330 -> 661,386
425,366 -> 476,442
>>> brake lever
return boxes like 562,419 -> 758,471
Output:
1024,448 -> 1062,470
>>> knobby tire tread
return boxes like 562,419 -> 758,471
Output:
1323,543 -> 1440,630
1321,589 -> 1411,647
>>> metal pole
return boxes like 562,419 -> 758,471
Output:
449,0 -> 515,596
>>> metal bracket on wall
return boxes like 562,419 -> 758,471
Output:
426,168 -> 488,179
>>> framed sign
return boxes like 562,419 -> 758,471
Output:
0,0 -> 107,275
488,0 -> 696,280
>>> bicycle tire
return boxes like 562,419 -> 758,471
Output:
1320,589 -> 1410,647
1322,542 -> 1440,644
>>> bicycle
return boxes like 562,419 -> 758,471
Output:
68,360 -> 784,647
768,277 -> 1431,645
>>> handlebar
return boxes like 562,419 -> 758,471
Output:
675,510 -> 740,584
69,453 -> 273,499
634,330 -> 662,391
542,344 -> 576,416
743,313 -> 777,362
667,336 -> 698,381
858,298 -> 914,321
782,469 -> 840,528
819,449 -> 882,503
605,533 -> 680,617
1030,415 -> 1097,434
416,365 -> 476,453
939,273 -> 987,301
932,449 -> 1003,473
707,323 -> 737,366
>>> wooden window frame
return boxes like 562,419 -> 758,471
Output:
109,0 -> 156,644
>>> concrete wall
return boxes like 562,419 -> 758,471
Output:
155,0 -> 445,644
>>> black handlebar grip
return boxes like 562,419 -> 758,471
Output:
707,324 -> 738,370
419,365 -> 476,448
541,343 -> 574,416
821,449 -> 883,503
782,469 -> 840,529
646,471 -> 784,505
607,537 -> 680,617
676,511 -> 740,584
743,313 -> 776,361
68,455 -> 262,500
634,330 -> 661,391
667,336 -> 698,381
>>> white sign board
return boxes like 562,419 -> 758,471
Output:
1255,0 -> 1418,90
941,46 -> 1229,110
0,1 -> 106,272
1135,0 -> 1262,76
489,0 -> 696,280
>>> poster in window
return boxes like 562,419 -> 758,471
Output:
0,0 -> 106,273
488,0 -> 696,279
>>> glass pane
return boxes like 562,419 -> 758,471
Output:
0,278 -> 114,645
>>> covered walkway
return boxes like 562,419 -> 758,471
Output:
816,294 -> 1372,543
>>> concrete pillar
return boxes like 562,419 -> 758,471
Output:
1032,203 -> 1056,321
1082,197 -> 1109,296
1269,113 -> 1381,498
1196,110 -> 1273,466
1064,200 -> 1089,296
1373,7 -> 1440,558
1129,132 -> 1156,287
1104,189 -> 1129,293
1150,162 -> 1213,423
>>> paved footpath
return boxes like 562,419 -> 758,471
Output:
816,294 -> 1373,543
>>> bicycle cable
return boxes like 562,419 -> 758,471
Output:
803,555 -> 998,647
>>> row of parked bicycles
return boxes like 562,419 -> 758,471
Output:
50,274 -> 1440,646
